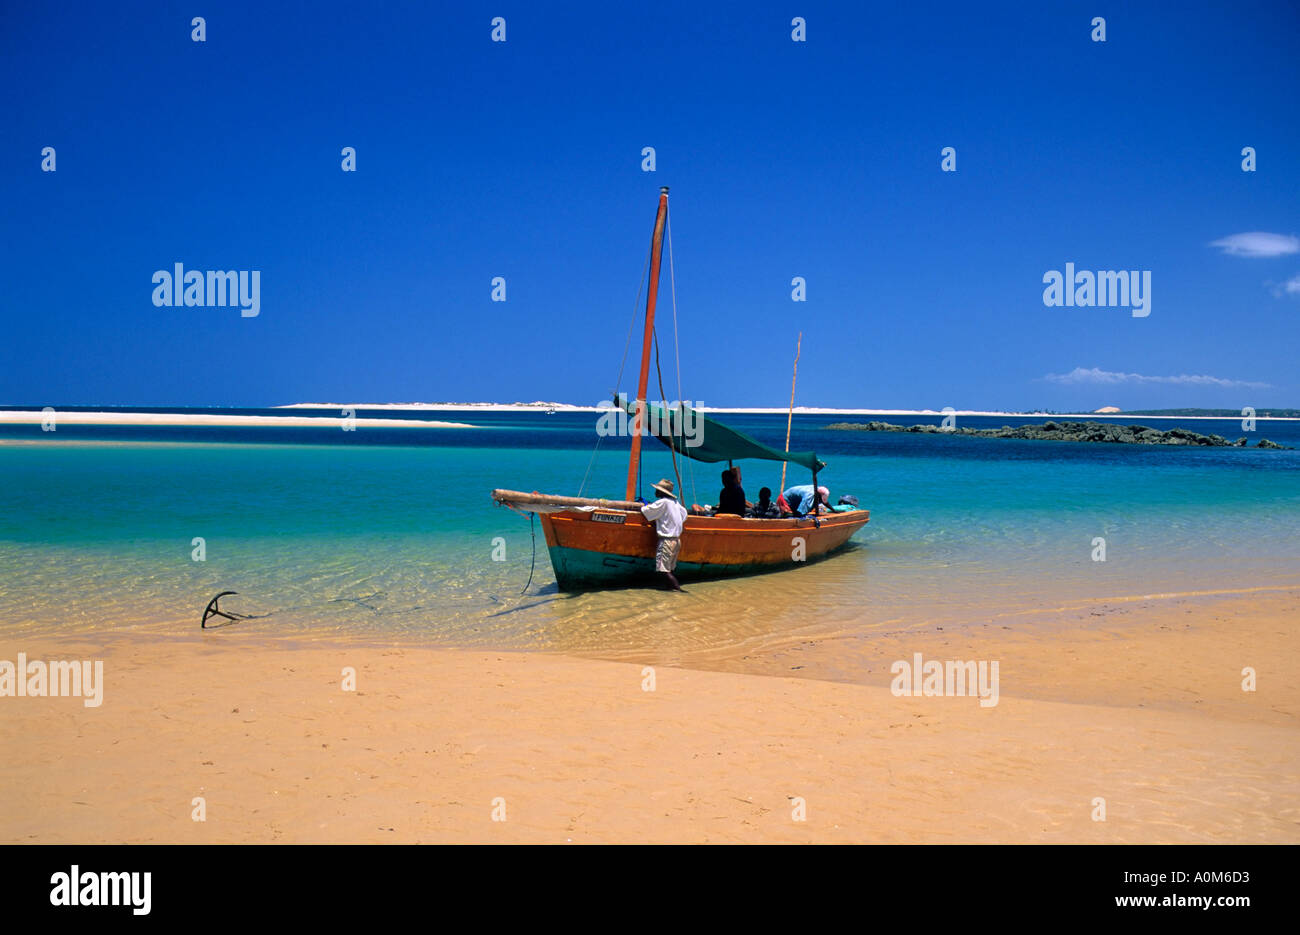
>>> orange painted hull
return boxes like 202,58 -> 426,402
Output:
539,506 -> 869,589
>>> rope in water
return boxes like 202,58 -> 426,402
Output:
199,589 -> 430,630
521,511 -> 537,594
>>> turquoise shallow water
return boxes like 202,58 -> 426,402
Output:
1,411 -> 1298,662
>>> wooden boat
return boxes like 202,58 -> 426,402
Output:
492,188 -> 869,590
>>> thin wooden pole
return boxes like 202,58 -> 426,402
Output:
625,187 -> 670,501
779,332 -> 802,493
493,489 -> 642,512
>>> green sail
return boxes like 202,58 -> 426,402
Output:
623,399 -> 825,473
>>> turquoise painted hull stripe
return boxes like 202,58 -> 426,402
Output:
546,543 -> 855,589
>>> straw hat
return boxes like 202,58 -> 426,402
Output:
652,478 -> 677,499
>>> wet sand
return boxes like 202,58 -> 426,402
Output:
2,589 -> 1297,843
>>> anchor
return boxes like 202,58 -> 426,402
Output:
201,591 -> 258,629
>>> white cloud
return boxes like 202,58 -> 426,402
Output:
1279,274 -> 1300,296
1209,232 -> 1300,258
1044,367 -> 1270,390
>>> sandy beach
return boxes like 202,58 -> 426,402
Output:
0,411 -> 474,429
3,587 -> 1296,844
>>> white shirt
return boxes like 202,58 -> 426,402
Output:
641,497 -> 687,537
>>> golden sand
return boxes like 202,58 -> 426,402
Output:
2,589 -> 1296,843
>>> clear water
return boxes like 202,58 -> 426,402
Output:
2,410 -> 1297,664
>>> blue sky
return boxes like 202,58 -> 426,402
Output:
3,1 -> 1298,410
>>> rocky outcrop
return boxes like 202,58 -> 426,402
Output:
825,420 -> 1292,449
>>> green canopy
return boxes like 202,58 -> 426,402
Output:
623,399 -> 825,473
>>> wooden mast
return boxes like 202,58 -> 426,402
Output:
625,186 -> 670,501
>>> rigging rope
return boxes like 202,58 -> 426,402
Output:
665,211 -> 697,508
653,329 -> 683,502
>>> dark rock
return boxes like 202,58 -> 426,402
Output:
826,420 -> 1292,448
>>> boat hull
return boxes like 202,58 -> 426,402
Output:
539,507 -> 869,590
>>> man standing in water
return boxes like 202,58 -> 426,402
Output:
641,477 -> 687,590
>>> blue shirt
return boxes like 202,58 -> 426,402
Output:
782,484 -> 821,515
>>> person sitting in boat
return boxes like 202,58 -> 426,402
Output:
778,484 -> 831,516
716,468 -> 747,516
748,487 -> 779,518
730,465 -> 754,511
640,478 -> 687,591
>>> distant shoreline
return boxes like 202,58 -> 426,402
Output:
0,411 -> 474,429
1,404 -> 1295,424
276,403 -> 1300,421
